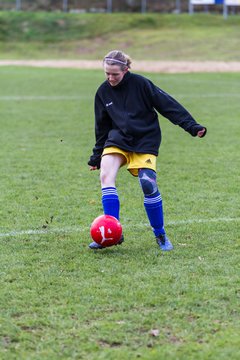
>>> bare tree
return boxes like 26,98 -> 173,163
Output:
16,0 -> 21,11
63,0 -> 68,12
107,0 -> 112,12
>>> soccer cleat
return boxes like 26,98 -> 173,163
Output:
89,235 -> 124,250
117,235 -> 124,245
156,234 -> 173,251
88,241 -> 104,249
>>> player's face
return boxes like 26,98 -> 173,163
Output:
104,64 -> 128,87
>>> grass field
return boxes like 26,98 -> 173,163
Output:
0,66 -> 239,359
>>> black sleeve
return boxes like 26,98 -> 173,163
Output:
149,82 -> 206,137
88,93 -> 112,168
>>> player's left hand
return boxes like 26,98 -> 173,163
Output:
197,128 -> 207,138
89,166 -> 98,171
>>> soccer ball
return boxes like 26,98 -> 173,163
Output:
90,215 -> 122,247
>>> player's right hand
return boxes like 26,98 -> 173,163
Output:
197,128 -> 207,138
89,166 -> 98,171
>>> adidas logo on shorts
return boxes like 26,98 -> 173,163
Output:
145,159 -> 152,164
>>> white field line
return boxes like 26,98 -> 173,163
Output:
0,95 -> 89,101
0,94 -> 240,101
0,217 -> 239,238
176,94 -> 240,98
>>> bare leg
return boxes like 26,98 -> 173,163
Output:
100,153 -> 126,187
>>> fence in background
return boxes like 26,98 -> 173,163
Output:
0,0 -> 239,16
0,1 -> 185,13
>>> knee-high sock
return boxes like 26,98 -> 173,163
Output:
144,191 -> 165,237
102,187 -> 120,220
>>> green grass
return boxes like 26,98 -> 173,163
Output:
0,67 -> 239,359
0,12 -> 240,60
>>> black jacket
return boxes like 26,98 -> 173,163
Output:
88,71 -> 206,168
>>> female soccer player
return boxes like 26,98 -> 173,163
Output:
88,50 -> 207,250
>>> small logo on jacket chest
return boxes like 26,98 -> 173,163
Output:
106,101 -> 113,107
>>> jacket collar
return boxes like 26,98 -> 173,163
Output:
107,71 -> 131,89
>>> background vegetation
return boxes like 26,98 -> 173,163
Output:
0,12 -> 240,60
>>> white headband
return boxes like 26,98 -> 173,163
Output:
104,57 -> 127,66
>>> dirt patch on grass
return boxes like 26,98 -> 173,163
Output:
1,60 -> 240,73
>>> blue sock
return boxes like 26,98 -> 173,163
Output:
102,187 -> 120,220
144,191 -> 165,237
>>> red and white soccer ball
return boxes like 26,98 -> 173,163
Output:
90,215 -> 122,247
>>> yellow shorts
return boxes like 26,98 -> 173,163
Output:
102,146 -> 157,177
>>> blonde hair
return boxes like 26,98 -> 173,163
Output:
103,50 -> 132,70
